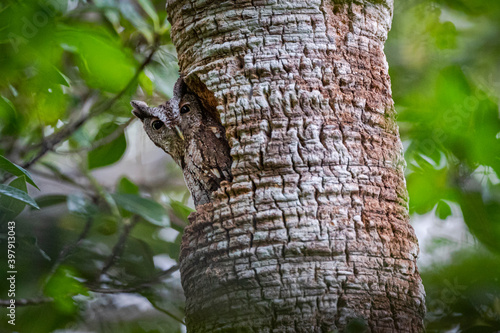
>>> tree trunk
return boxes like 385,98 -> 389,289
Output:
166,0 -> 425,331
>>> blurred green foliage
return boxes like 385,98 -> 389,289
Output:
0,0 -> 498,332
0,0 -> 187,332
387,0 -> 500,331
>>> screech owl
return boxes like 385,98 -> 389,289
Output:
130,99 -> 185,166
131,78 -> 232,206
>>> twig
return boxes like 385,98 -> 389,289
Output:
55,118 -> 134,155
42,214 -> 94,288
0,297 -> 53,307
95,216 -> 139,281
0,265 -> 180,308
87,264 -> 179,294
29,168 -> 88,191
21,44 -> 159,170
153,264 -> 180,281
148,299 -> 186,325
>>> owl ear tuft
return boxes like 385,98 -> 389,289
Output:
173,77 -> 188,99
131,100 -> 150,120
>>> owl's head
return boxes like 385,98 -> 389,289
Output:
131,100 -> 185,163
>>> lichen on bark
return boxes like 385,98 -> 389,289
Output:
166,0 -> 425,331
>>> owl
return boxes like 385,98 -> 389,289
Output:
130,99 -> 185,167
131,78 -> 232,206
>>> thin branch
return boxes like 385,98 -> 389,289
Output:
82,167 -> 122,218
0,297 -> 53,307
148,299 -> 186,325
21,44 -> 159,170
153,264 -> 180,281
95,216 -> 139,281
56,118 -> 134,155
42,214 -> 94,288
87,286 -> 147,294
0,265 -> 180,308
52,216 -> 93,268
87,264 -> 179,294
87,265 -> 179,294
29,168 -> 89,191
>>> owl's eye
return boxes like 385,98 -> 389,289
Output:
180,105 -> 190,114
152,120 -> 164,130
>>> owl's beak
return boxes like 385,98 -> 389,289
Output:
131,100 -> 150,120
175,125 -> 184,140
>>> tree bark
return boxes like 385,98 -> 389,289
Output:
166,0 -> 425,331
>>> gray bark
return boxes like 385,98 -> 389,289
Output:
166,0 -> 426,331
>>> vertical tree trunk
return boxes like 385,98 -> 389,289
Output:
166,0 -> 425,331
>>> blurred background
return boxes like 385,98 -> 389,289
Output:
0,0 -> 499,332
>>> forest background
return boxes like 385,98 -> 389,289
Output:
0,0 -> 499,332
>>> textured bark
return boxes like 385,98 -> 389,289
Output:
166,0 -> 426,331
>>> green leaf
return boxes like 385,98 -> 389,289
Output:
165,232 -> 182,260
146,51 -> 179,98
459,191 -> 500,253
137,0 -> 159,28
94,213 -> 118,236
0,183 -> 39,210
139,72 -> 153,96
431,21 -> 457,50
436,200 -> 452,220
67,194 -> 97,217
58,25 -> 137,93
0,96 -> 20,135
407,156 -> 450,215
52,66 -> 71,87
129,221 -> 164,250
169,199 -> 194,223
0,155 -> 39,189
117,177 -> 139,195
112,193 -> 169,227
34,85 -> 69,126
0,96 -> 15,112
114,1 -> 154,43
44,266 -> 88,314
35,194 -> 68,209
68,127 -> 92,150
0,177 -> 29,222
120,237 -> 156,278
88,124 -> 127,170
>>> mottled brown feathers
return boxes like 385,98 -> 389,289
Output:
131,77 -> 232,206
